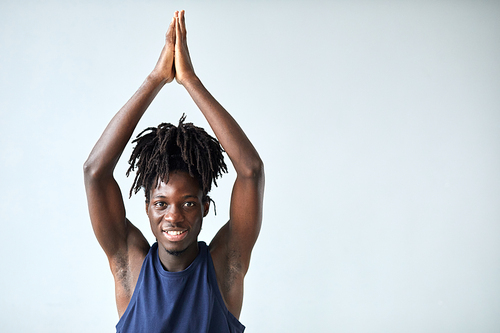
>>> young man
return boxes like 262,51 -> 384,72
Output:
83,10 -> 264,332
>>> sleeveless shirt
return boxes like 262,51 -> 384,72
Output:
116,241 -> 245,333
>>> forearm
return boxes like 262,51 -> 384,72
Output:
183,76 -> 263,177
84,74 -> 165,179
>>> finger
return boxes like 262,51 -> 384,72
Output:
172,17 -> 177,45
179,10 -> 186,36
173,10 -> 179,32
175,13 -> 182,44
166,17 -> 175,42
175,17 -> 182,40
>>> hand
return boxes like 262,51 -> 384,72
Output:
151,15 -> 176,84
174,10 -> 197,86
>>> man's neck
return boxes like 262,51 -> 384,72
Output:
158,241 -> 199,272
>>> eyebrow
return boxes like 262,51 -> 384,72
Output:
152,194 -> 199,200
182,195 -> 199,200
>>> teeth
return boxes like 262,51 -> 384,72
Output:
166,230 -> 185,236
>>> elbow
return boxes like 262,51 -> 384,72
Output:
239,157 -> 264,180
252,159 -> 265,179
83,159 -> 96,182
83,157 -> 107,182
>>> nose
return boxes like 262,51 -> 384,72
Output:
164,205 -> 184,224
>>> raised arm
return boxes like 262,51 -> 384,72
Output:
173,10 -> 264,317
83,16 -> 177,311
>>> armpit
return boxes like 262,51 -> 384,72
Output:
221,248 -> 243,293
112,252 -> 133,296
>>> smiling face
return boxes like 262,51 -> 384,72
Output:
146,170 -> 209,267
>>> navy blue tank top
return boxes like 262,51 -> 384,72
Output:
116,241 -> 245,333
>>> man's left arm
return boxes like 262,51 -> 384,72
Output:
173,10 -> 264,318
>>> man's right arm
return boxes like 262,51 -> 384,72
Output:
83,14 -> 177,314
83,74 -> 166,258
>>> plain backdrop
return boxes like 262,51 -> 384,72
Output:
1,1 -> 499,332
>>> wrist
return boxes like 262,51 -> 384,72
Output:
180,74 -> 201,89
148,71 -> 170,87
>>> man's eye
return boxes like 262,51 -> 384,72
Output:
155,202 -> 166,207
184,202 -> 195,207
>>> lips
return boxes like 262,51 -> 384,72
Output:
162,229 -> 188,242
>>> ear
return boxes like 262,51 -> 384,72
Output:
203,200 -> 210,217
145,201 -> 149,215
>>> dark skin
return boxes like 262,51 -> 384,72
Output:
83,10 -> 264,320
147,171 -> 209,273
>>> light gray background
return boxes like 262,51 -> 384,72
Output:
1,1 -> 499,332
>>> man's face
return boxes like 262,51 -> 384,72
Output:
146,170 -> 208,256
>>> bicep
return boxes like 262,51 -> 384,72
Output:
84,175 -> 144,257
208,172 -> 264,316
227,171 -> 265,269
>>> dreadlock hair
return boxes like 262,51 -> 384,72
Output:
126,114 -> 227,204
